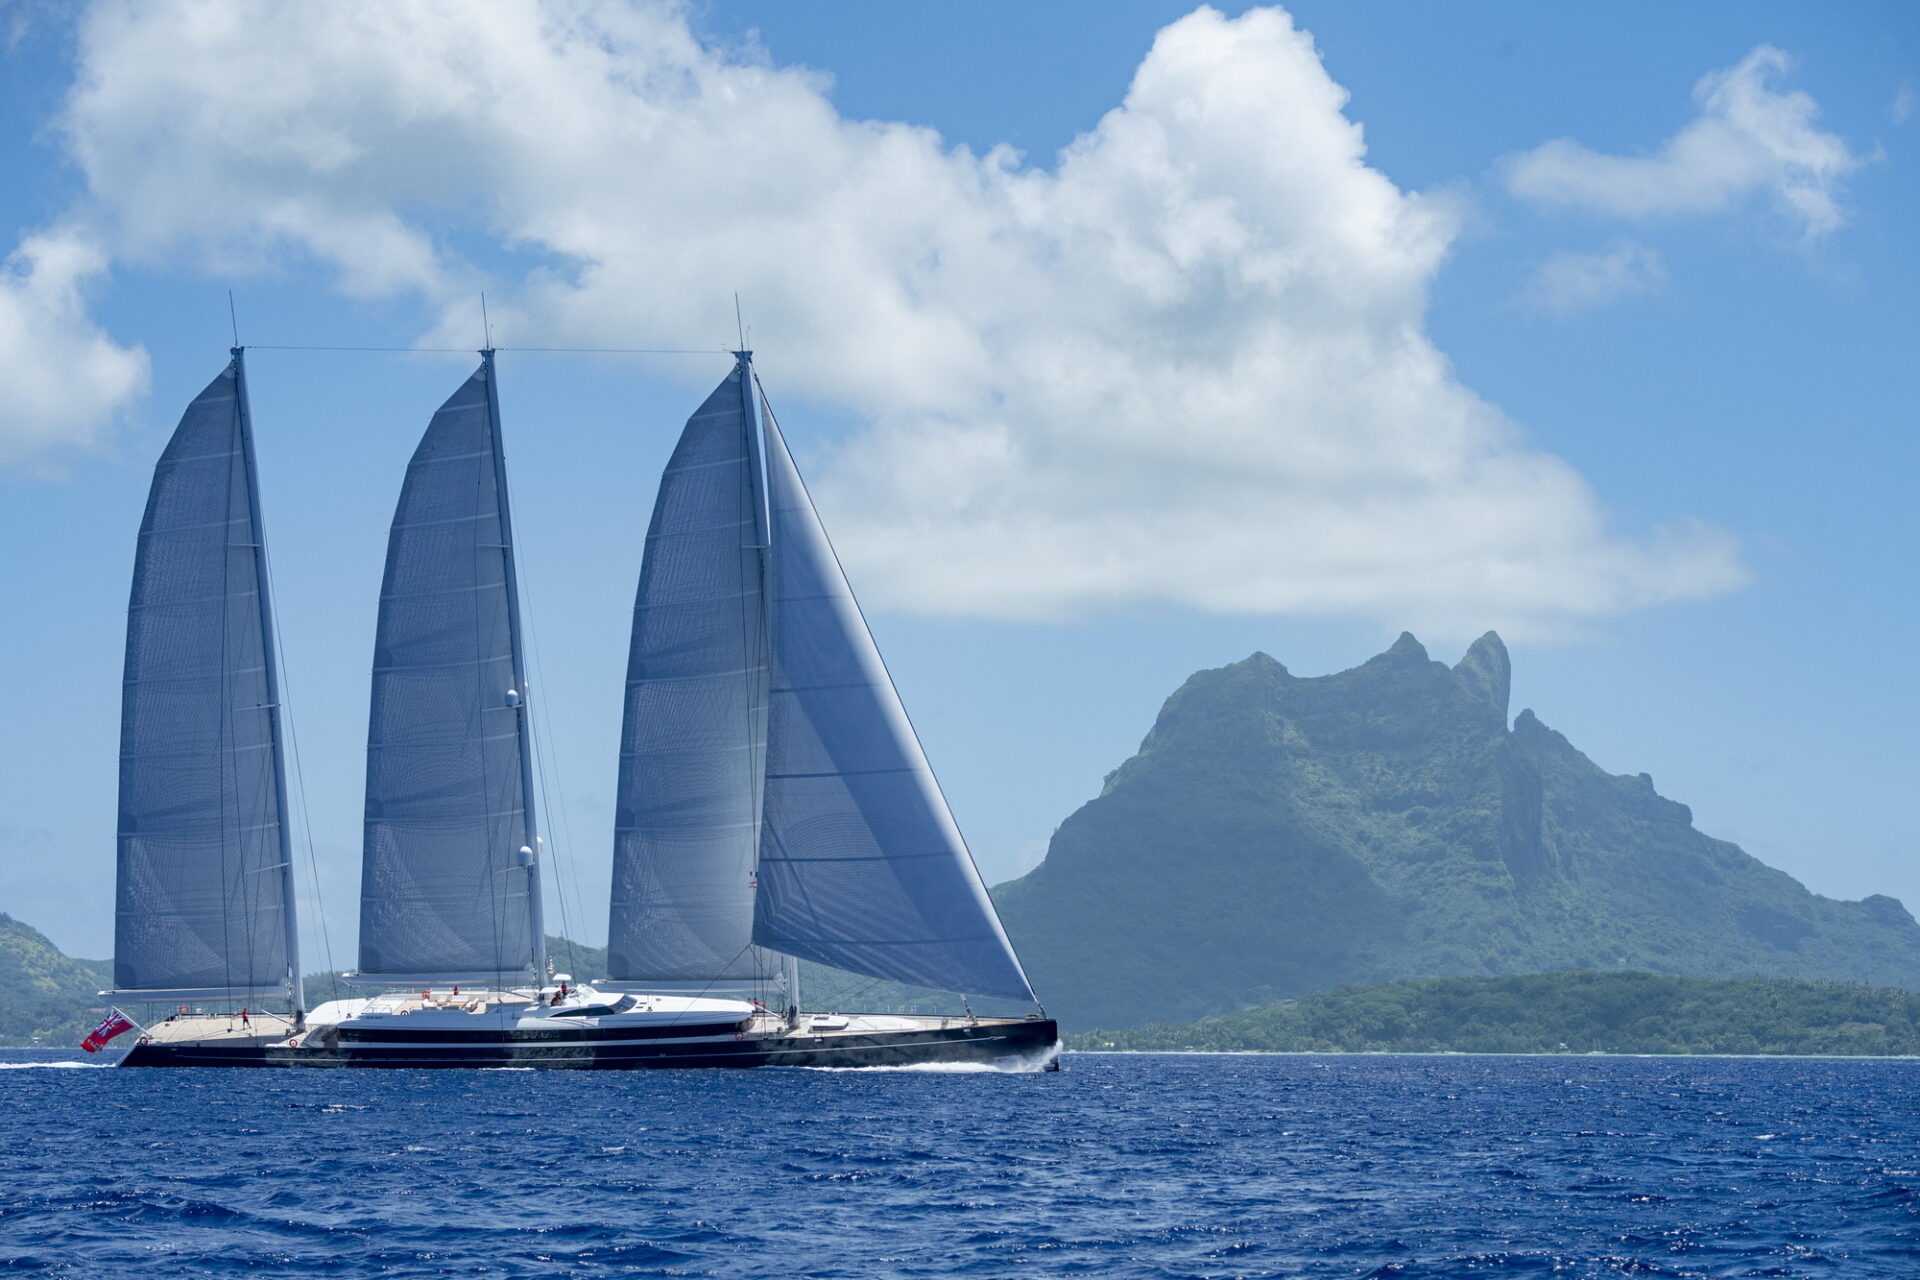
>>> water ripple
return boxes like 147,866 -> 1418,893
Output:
3,1051 -> 1919,1276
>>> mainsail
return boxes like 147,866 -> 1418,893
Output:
113,350 -> 302,1004
750,383 -> 1036,1003
358,353 -> 545,981
606,365 -> 780,989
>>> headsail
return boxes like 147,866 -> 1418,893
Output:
606,364 -> 780,988
358,355 -> 543,981
114,351 -> 302,1004
752,393 -> 1035,1003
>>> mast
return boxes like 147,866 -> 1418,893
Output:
736,351 -> 771,552
232,347 -> 305,1023
739,350 -> 793,1018
481,348 -> 548,989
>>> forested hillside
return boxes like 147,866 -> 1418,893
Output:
1070,971 -> 1920,1056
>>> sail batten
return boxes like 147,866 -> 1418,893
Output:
606,364 -> 778,986
114,353 -> 297,1002
357,359 -> 537,981
751,397 -> 1035,1003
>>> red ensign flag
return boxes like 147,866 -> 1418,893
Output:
80,1010 -> 135,1053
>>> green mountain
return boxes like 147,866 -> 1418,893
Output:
0,914 -> 114,1046
995,633 -> 1920,1030
1069,971 -> 1920,1057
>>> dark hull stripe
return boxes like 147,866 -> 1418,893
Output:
335,1019 -> 747,1045
118,1021 -> 1059,1071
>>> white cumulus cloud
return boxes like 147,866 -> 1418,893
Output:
0,228 -> 149,463
1505,45 -> 1860,239
49,0 -> 1744,635
1525,241 -> 1666,316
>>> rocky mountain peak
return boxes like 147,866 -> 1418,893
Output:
1378,631 -> 1430,663
1452,631 -> 1511,720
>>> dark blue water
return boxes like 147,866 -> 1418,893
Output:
4,1051 -> 1918,1278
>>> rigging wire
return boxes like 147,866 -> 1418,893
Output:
516,559 -> 595,980
216,415 -> 239,1022
244,344 -> 729,355
497,346 -> 731,355
259,524 -> 341,1006
475,384 -> 515,999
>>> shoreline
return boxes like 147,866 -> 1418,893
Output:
1066,1048 -> 1920,1061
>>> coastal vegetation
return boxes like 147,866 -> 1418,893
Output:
1068,971 -> 1920,1056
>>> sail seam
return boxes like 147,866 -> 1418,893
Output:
758,852 -> 949,863
625,665 -> 762,683
373,655 -> 515,673
128,594 -> 261,611
646,519 -> 755,539
118,820 -> 281,836
405,448 -> 493,466
121,742 -> 274,761
124,667 -> 270,684
152,448 -> 242,465
757,935 -> 1003,947
621,746 -> 759,762
390,512 -> 495,530
660,456 -> 750,475
368,805 -> 526,821
136,515 -> 250,535
766,767 -> 915,780
378,583 -> 508,600
618,820 -> 760,832
369,729 -> 519,747
633,589 -> 756,608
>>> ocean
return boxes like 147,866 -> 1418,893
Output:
2,1049 -> 1916,1277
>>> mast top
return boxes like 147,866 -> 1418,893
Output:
732,349 -> 752,366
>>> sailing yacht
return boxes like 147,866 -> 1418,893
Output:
114,349 -> 1058,1070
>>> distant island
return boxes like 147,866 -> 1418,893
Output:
1067,971 -> 1920,1057
996,632 -> 1920,1029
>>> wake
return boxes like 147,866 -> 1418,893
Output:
0,1061 -> 112,1070
798,1046 -> 1061,1074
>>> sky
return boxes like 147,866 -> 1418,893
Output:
0,1 -> 1914,963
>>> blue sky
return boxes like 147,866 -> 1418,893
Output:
1,1 -> 1914,962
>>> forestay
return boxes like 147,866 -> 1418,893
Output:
115,353 -> 296,999
607,365 -> 779,987
358,360 -> 535,979
752,401 -> 1035,1002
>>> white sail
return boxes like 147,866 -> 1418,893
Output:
113,351 -> 300,1003
357,356 -> 542,982
606,362 -> 779,988
750,392 -> 1035,1003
